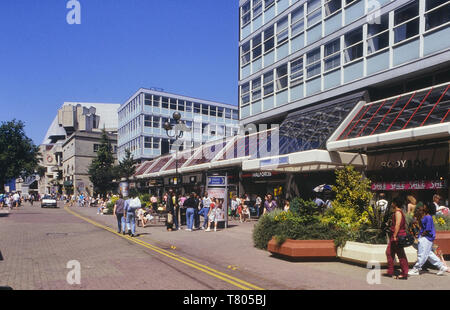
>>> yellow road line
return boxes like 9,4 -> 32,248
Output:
64,206 -> 264,290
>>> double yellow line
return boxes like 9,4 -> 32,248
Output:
64,206 -> 264,290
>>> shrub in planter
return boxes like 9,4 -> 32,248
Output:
434,215 -> 450,231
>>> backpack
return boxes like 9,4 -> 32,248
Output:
128,198 -> 141,211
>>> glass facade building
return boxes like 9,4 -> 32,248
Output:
117,89 -> 239,162
239,0 -> 450,124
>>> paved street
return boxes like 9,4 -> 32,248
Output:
0,201 -> 449,290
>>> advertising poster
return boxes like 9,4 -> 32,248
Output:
207,188 -> 226,222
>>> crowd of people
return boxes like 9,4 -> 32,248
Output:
382,194 -> 449,280
0,192 -> 22,210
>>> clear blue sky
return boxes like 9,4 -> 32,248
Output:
0,0 -> 239,145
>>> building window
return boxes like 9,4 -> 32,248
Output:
144,94 -> 152,106
186,101 -> 192,112
264,0 -> 275,10
152,95 -> 160,107
232,110 -> 239,120
178,100 -> 185,111
344,27 -> 363,63
217,107 -> 224,118
345,0 -> 361,6
306,48 -> 321,78
276,16 -> 289,46
276,64 -> 288,91
291,6 -> 305,38
394,0 -> 419,44
210,106 -> 217,117
144,115 -> 152,127
325,0 -> 341,17
307,0 -> 322,28
425,0 -> 450,31
241,82 -> 251,106
225,108 -> 232,119
152,116 -> 160,128
324,38 -> 341,71
241,41 -> 251,66
153,138 -> 160,149
194,103 -> 201,114
263,71 -> 274,96
162,97 -> 169,109
253,0 -> 263,18
144,137 -> 152,149
170,98 -> 177,110
241,1 -> 251,26
252,77 -> 262,101
252,33 -> 262,60
264,25 -> 275,53
202,104 -> 209,116
290,56 -> 304,86
367,13 -> 389,55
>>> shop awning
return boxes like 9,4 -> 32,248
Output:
327,83 -> 450,151
242,150 -> 367,172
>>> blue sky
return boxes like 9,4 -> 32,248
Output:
0,0 -> 239,144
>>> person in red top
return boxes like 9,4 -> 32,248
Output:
385,197 -> 409,279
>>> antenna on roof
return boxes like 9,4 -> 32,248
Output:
148,87 -> 164,92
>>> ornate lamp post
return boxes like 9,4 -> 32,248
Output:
163,112 -> 190,187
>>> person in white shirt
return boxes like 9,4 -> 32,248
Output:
376,193 -> 388,213
12,192 -> 20,209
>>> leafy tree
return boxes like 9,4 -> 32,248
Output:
88,130 -> 115,197
117,148 -> 136,181
0,120 -> 40,193
321,165 -> 373,230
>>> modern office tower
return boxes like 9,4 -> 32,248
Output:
117,88 -> 240,162
238,0 -> 449,125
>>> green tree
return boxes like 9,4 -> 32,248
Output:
117,148 -> 136,181
321,165 -> 373,230
0,120 -> 40,193
88,130 -> 115,197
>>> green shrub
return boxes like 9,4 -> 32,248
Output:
252,210 -> 283,250
290,198 -> 321,224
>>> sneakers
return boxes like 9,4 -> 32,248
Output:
186,229 -> 192,232
214,228 -> 217,232
408,268 -> 420,276
199,227 -> 204,230
437,265 -> 448,276
205,228 -> 211,232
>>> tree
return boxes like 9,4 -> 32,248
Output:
0,120 -> 40,193
88,130 -> 115,197
117,148 -> 136,181
321,165 -> 373,230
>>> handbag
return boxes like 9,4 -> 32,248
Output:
398,234 -> 415,247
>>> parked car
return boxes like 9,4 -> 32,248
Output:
41,195 -> 58,208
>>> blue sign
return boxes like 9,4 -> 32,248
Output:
207,176 -> 226,186
260,156 -> 289,167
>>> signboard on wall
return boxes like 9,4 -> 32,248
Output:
206,188 -> 226,222
207,176 -> 226,186
371,180 -> 447,191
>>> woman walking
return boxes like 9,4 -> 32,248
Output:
408,203 -> 448,276
205,198 -> 218,232
385,197 -> 409,279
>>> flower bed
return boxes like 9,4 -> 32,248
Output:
267,238 -> 336,259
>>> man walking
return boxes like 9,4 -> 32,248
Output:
13,192 -> 20,209
113,194 -> 126,234
125,196 -> 138,237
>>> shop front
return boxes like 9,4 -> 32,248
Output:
241,171 -> 286,201
366,143 -> 449,205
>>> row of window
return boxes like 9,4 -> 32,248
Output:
240,0 -> 450,106
143,94 -> 239,120
241,0 -> 449,68
241,0 -> 277,27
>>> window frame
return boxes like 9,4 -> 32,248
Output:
263,70 -> 275,97
343,27 -> 363,64
306,0 -> 323,29
324,0 -> 342,18
276,16 -> 290,46
264,25 -> 275,54
241,1 -> 251,27
290,56 -> 304,87
276,63 -> 289,92
241,41 -> 251,67
393,1 -> 420,45
306,47 -> 322,79
253,0 -> 263,19
291,6 -> 305,38
323,38 -> 341,72
252,33 -> 263,61
241,82 -> 251,107
251,76 -> 262,102
424,0 -> 450,32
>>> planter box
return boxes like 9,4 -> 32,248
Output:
267,238 -> 337,259
435,231 -> 450,255
337,241 -> 417,266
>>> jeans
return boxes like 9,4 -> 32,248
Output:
413,237 -> 443,270
116,214 -> 125,233
186,208 -> 195,230
126,212 -> 136,235
199,207 -> 210,228
256,204 -> 261,218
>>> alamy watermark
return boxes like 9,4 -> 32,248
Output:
66,260 -> 81,285
366,261 -> 381,285
66,0 -> 81,25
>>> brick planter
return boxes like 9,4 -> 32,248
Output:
267,238 -> 337,259
435,231 -> 450,255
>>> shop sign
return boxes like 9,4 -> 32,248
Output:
371,180 -> 447,191
252,172 -> 272,178
207,176 -> 226,186
380,159 -> 427,169
260,156 -> 289,167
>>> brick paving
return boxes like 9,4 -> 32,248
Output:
1,202 -> 449,290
